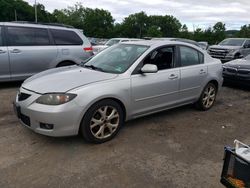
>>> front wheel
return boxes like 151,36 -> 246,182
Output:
80,99 -> 124,144
234,54 -> 241,59
195,83 -> 217,111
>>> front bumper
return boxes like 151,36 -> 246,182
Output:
14,88 -> 83,137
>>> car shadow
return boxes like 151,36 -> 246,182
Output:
0,81 -> 23,89
124,104 -> 196,128
27,104 -> 195,146
223,83 -> 250,91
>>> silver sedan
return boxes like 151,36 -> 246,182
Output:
14,40 -> 223,143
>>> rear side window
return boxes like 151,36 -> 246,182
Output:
0,27 -> 3,46
180,46 -> 203,67
7,27 -> 50,46
50,29 -> 83,45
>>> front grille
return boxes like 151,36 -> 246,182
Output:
238,69 -> 250,75
20,113 -> 30,126
18,93 -> 31,101
209,48 -> 228,59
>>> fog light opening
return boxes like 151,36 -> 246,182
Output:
40,123 -> 54,130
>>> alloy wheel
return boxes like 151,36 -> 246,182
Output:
202,85 -> 216,108
90,106 -> 120,139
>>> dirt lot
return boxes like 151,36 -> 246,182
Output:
0,82 -> 249,188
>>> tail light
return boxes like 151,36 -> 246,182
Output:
84,47 -> 93,52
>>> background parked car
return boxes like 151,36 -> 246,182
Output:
208,38 -> 250,63
222,54 -> 250,86
14,40 -> 223,143
198,41 -> 209,50
0,22 -> 93,82
92,38 -> 143,54
151,37 -> 204,50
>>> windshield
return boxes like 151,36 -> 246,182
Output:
84,44 -> 149,74
219,39 -> 245,46
105,39 -> 120,46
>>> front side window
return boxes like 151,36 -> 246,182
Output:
244,40 -> 250,48
0,27 -> 3,46
83,44 -> 149,74
51,29 -> 83,45
142,47 -> 175,71
180,46 -> 202,67
7,27 -> 50,46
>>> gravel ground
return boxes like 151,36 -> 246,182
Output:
0,82 -> 249,188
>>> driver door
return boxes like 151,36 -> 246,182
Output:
130,46 -> 180,117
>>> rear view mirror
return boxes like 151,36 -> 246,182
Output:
141,64 -> 158,74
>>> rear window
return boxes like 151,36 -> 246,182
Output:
0,27 -> 3,46
50,29 -> 83,45
180,46 -> 203,67
7,26 -> 50,46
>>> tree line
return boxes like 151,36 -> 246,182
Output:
1,0 -> 250,44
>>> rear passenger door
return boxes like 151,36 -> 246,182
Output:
0,26 -> 10,81
178,45 -> 207,102
6,26 -> 58,80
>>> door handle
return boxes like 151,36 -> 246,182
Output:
0,50 -> 6,54
199,69 -> 206,74
169,74 -> 178,80
10,49 -> 21,53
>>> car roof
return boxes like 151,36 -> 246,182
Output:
0,22 -> 76,30
122,40 -> 203,50
224,38 -> 250,40
109,38 -> 142,41
151,37 -> 176,41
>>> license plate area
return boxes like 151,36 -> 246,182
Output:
13,102 -> 31,127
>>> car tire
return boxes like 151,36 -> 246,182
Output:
195,82 -> 217,111
234,54 -> 241,59
80,99 -> 124,144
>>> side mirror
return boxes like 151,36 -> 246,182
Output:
244,44 -> 249,49
141,64 -> 158,74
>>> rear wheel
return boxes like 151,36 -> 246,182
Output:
80,99 -> 124,144
195,83 -> 217,111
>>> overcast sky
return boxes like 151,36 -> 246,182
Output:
24,0 -> 250,31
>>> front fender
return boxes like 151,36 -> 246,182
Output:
71,78 -> 131,129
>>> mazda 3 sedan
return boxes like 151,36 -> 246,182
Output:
14,40 -> 223,143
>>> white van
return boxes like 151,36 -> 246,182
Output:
0,22 -> 93,82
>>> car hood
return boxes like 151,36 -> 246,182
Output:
209,45 -> 240,50
22,66 -> 118,94
224,59 -> 250,69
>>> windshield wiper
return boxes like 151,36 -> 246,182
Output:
83,65 -> 105,72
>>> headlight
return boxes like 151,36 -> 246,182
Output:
228,49 -> 236,54
36,93 -> 77,105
